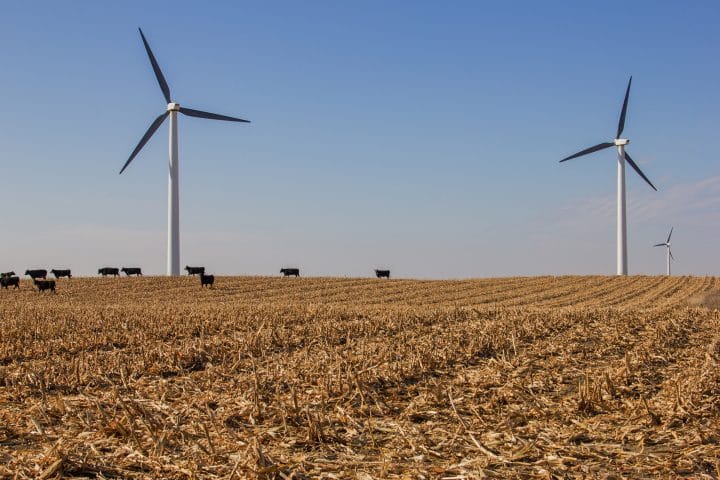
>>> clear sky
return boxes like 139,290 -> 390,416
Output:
1,1 -> 718,278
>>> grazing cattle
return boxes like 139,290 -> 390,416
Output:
200,273 -> 214,288
98,267 -> 120,277
25,269 -> 47,279
0,276 -> 20,289
280,268 -> 300,277
33,278 -> 55,293
1,271 -> 16,278
185,266 -> 205,276
50,269 -> 72,279
121,267 -> 143,276
375,269 -> 391,279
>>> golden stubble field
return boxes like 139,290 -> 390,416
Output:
1,275 -> 719,479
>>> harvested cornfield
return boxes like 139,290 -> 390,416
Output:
1,275 -> 719,479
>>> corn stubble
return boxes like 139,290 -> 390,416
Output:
1,275 -> 719,478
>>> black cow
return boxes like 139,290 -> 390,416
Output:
34,278 -> 55,293
25,269 -> 47,279
121,267 -> 143,276
0,276 -> 20,289
185,266 -> 205,275
1,271 -> 16,278
375,269 -> 391,279
98,267 -> 120,277
200,273 -> 214,288
280,268 -> 300,277
50,269 -> 72,279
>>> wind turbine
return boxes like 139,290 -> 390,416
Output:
560,77 -> 657,275
120,28 -> 250,276
654,227 -> 674,276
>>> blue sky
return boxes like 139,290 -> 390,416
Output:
0,1 -> 718,277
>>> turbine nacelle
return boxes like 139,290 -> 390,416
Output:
614,138 -> 629,146
167,102 -> 181,112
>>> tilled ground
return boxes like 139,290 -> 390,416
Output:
1,276 -> 719,478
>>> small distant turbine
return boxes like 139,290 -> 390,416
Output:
654,227 -> 674,276
560,77 -> 657,276
120,28 -> 250,276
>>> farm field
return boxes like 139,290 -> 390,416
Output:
1,275 -> 719,479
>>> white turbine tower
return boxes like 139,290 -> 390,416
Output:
120,28 -> 250,276
654,227 -> 674,276
560,77 -> 657,275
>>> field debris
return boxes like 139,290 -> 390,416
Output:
1,275 -> 719,478
687,289 -> 720,309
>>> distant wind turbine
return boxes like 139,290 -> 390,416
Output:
654,227 -> 674,276
120,28 -> 250,276
560,77 -> 657,275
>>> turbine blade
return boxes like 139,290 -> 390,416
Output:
559,142 -> 614,162
667,227 -> 673,243
179,107 -> 250,123
119,112 -> 169,174
624,151 -> 657,191
653,243 -> 665,247
139,28 -> 171,104
616,76 -> 632,138
669,249 -> 675,261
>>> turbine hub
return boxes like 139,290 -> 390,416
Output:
614,138 -> 629,146
167,102 -> 181,112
